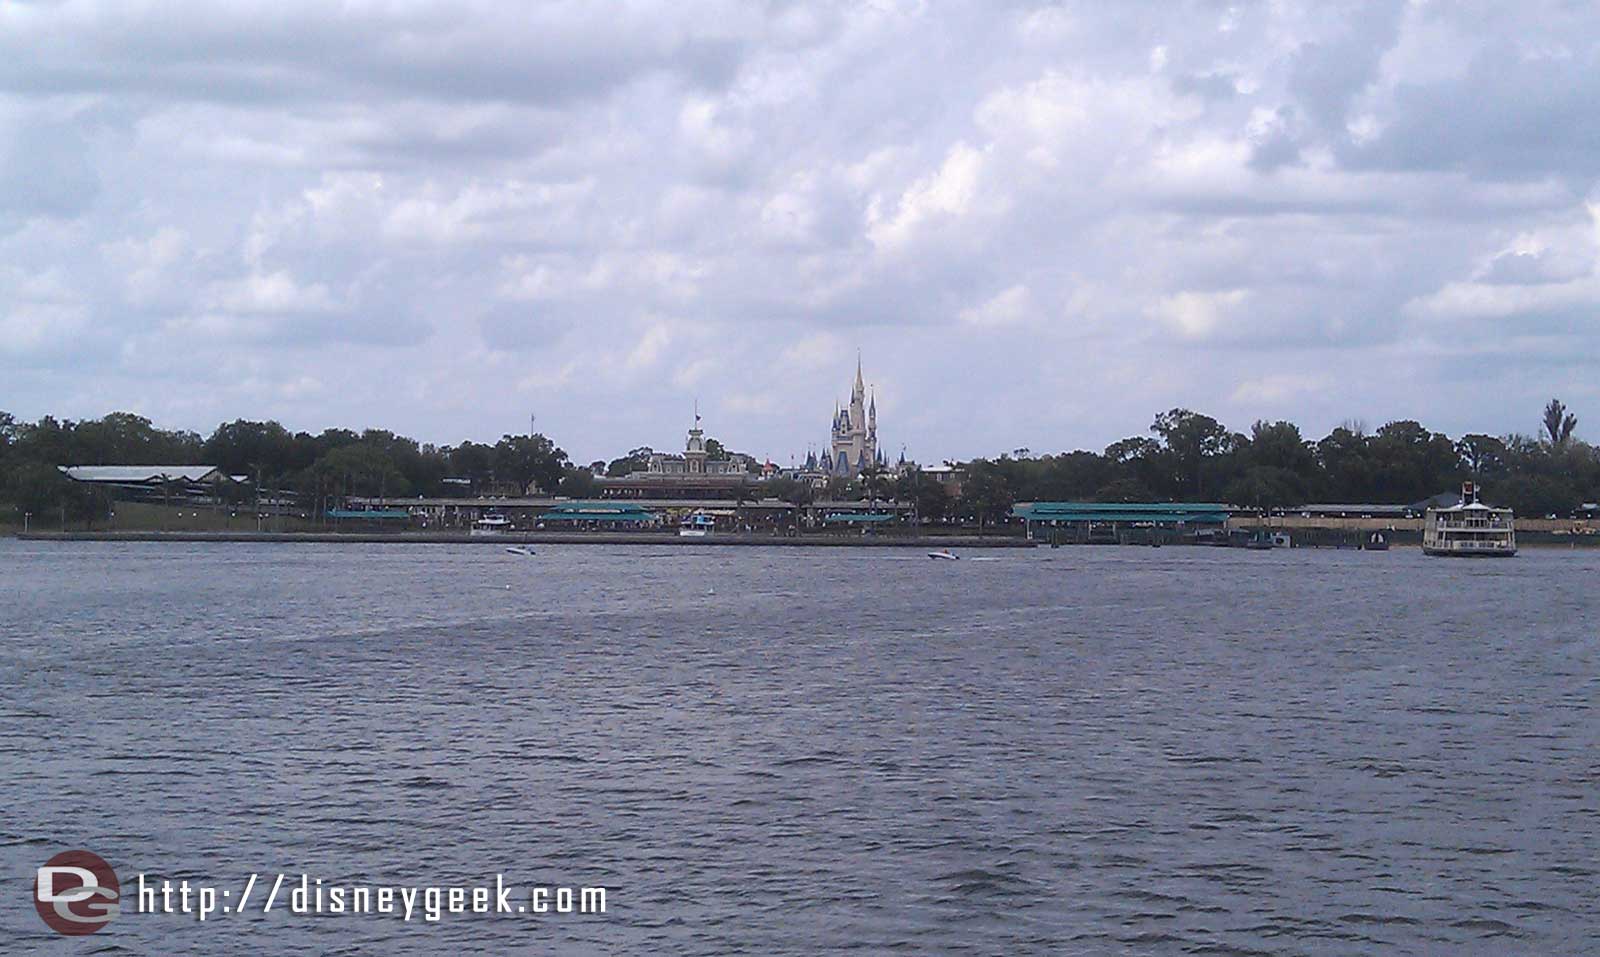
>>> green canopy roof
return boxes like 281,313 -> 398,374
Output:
540,502 -> 657,522
326,509 -> 410,520
1011,502 -> 1228,524
822,512 -> 898,523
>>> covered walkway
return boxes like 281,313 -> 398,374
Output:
1011,502 -> 1229,544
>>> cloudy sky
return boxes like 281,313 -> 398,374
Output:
2,0 -> 1598,464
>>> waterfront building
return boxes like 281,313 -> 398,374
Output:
58,465 -> 238,504
600,410 -> 758,501
920,463 -> 964,497
642,412 -> 751,476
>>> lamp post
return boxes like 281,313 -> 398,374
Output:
23,512 -> 30,534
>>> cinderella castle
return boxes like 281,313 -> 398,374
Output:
804,356 -> 890,477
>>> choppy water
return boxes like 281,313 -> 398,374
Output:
1,539 -> 1596,955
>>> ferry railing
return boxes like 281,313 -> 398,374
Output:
1435,538 -> 1515,551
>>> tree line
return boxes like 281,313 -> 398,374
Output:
941,400 -> 1596,528
0,412 -> 574,522
1,399 -> 1594,525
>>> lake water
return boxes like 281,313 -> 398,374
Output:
2,540 -> 1597,955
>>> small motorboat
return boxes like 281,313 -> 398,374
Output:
927,550 -> 960,561
505,546 -> 535,556
679,512 -> 715,537
472,514 -> 513,536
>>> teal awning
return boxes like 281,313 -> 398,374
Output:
1011,502 -> 1228,524
540,502 -> 658,522
822,512 -> 897,523
326,509 -> 410,520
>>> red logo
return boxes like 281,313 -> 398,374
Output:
34,850 -> 120,935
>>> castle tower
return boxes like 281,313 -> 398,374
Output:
829,354 -> 879,477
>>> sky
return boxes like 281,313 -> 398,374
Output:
2,0 -> 1598,466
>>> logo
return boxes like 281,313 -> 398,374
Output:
34,850 -> 120,935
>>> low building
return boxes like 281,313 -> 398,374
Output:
59,465 -> 238,504
598,412 -> 760,501
1295,503 -> 1420,520
921,464 -> 965,497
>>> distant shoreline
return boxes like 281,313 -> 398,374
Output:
11,530 -> 1034,548
11,530 -> 1597,549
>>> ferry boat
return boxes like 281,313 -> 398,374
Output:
678,512 -> 716,538
1423,483 -> 1515,557
471,513 -> 512,536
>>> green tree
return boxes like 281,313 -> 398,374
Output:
1034,451 -> 1111,501
823,476 -> 853,501
1316,426 -> 1373,502
1490,474 -> 1580,518
1093,477 -> 1156,502
446,441 -> 496,493
1103,436 -> 1163,499
493,434 -> 568,495
768,476 -> 815,506
308,443 -> 412,503
858,463 -> 890,502
958,459 -> 1015,534
1223,466 -> 1306,510
1366,420 -> 1460,503
0,410 -> 17,455
1150,409 -> 1235,498
606,447 -> 653,477
558,467 -> 598,498
1456,434 -> 1509,479
1247,421 -> 1316,474
915,480 -> 950,523
0,411 -> 15,500
1543,398 -> 1578,451
10,462 -> 97,525
203,420 -> 299,477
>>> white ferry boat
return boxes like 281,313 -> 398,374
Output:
1423,483 -> 1516,557
471,513 -> 513,536
678,512 -> 716,537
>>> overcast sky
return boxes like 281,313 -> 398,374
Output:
2,1 -> 1597,465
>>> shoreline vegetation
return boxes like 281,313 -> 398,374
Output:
12,528 -> 1600,550
2,400 -> 1597,536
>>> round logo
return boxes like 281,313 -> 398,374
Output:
34,849 -> 120,935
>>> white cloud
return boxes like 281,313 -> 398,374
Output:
206,271 -> 335,315
867,142 -> 989,250
959,285 -> 1033,327
1230,372 -> 1330,404
1150,290 -> 1249,340
1,1 -> 1597,459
